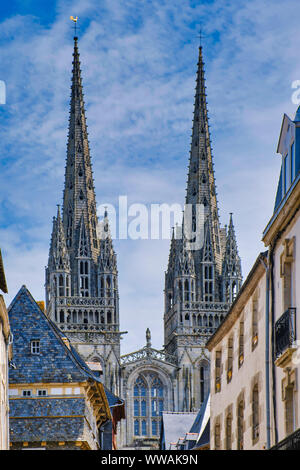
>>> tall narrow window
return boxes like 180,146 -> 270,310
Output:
283,261 -> 292,311
227,336 -> 233,383
204,265 -> 214,302
237,400 -> 244,450
200,362 -> 209,404
285,385 -> 296,436
215,351 -> 221,393
184,279 -> 190,301
291,142 -> 295,183
226,414 -> 232,450
59,274 -> 64,297
79,260 -> 89,297
252,384 -> 259,442
284,152 -> 290,194
238,320 -> 244,368
252,299 -> 258,350
214,421 -> 221,450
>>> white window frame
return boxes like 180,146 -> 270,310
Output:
31,340 -> 40,355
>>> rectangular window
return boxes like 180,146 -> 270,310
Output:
31,340 -> 40,355
285,386 -> 296,436
238,321 -> 244,367
22,390 -> 32,397
284,153 -> 290,194
37,390 -> 47,397
291,142 -> 295,183
252,299 -> 259,350
215,351 -> 221,392
227,337 -> 233,382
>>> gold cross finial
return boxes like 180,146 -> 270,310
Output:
70,16 -> 79,36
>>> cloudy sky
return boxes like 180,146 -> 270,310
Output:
0,0 -> 299,354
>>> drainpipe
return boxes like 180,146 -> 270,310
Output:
260,255 -> 271,449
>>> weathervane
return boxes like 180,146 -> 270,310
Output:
70,16 -> 79,36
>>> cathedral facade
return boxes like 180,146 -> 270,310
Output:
45,36 -> 242,449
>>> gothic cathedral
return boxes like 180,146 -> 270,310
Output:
45,37 -> 242,449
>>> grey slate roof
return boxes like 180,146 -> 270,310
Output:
8,284 -> 124,410
8,285 -> 101,384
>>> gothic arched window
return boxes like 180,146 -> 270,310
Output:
133,374 -> 164,439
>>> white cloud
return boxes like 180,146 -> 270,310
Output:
1,0 -> 299,354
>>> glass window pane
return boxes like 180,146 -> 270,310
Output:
291,142 -> 295,182
152,400 -> 157,416
141,400 -> 146,416
284,153 -> 290,193
152,420 -> 157,436
142,420 -> 147,435
134,420 -> 140,436
134,400 -> 139,417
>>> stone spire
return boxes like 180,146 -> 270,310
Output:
47,205 -> 70,272
164,43 -> 242,361
222,213 -> 242,303
45,37 -> 122,392
185,45 -> 222,273
97,209 -> 118,275
45,205 -> 71,312
62,36 -> 99,263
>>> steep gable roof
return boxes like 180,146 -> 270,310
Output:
8,285 -> 100,384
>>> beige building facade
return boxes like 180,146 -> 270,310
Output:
207,104 -> 300,450
207,253 -> 268,450
262,107 -> 300,449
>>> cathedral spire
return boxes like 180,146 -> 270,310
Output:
222,213 -> 242,303
185,45 -> 222,272
62,36 -> 99,261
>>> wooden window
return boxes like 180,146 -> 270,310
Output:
226,414 -> 232,450
215,351 -> 221,392
227,336 -> 233,382
214,421 -> 221,450
237,400 -> 244,450
285,386 -> 296,436
238,321 -> 244,367
252,384 -> 259,442
252,299 -> 258,350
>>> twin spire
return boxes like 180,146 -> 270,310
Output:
165,43 -> 242,308
46,36 -> 117,303
62,36 -> 99,261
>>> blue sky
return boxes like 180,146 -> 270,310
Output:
0,0 -> 298,353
